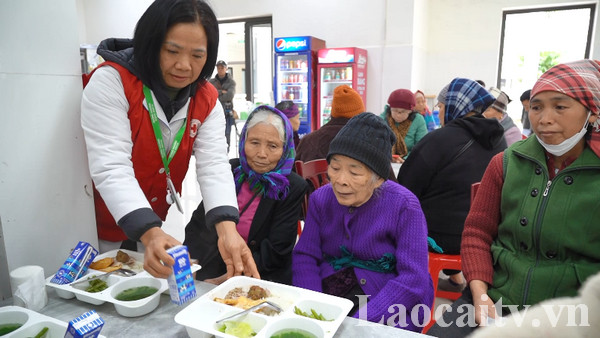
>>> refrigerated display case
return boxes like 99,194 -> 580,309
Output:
317,47 -> 367,128
274,36 -> 326,135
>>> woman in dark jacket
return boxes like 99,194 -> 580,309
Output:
398,78 -> 507,290
184,105 -> 307,285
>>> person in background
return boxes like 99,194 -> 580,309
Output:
427,59 -> 600,337
435,83 -> 450,126
398,78 -> 506,292
415,89 -> 437,131
275,100 -> 300,148
483,91 -> 522,146
185,106 -> 307,285
293,113 -> 433,331
209,60 -> 236,152
81,0 -> 258,279
295,85 -> 364,162
381,89 -> 428,162
476,79 -> 486,88
520,89 -> 532,136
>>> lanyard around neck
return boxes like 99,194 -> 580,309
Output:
142,85 -> 187,176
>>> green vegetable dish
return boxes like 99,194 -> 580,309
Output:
217,321 -> 256,338
270,329 -> 317,338
30,326 -> 49,338
0,323 -> 23,336
85,279 -> 109,293
115,286 -> 158,301
293,307 -> 332,321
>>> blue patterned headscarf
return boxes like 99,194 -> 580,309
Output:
445,78 -> 495,123
233,105 -> 296,200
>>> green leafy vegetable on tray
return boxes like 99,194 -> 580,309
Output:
293,306 -> 332,321
85,278 -> 108,293
30,326 -> 49,338
217,321 -> 256,338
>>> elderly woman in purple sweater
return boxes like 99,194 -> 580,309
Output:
292,112 -> 433,332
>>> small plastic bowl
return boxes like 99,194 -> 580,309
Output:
292,299 -> 343,323
110,277 -> 162,317
0,309 -> 29,335
72,274 -> 121,305
263,317 -> 324,338
13,320 -> 66,338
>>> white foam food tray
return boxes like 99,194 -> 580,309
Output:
45,249 -> 200,317
175,276 -> 354,338
0,305 -> 106,338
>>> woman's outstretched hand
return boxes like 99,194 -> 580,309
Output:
215,220 -> 261,280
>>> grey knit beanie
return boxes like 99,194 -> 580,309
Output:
437,83 -> 450,104
327,112 -> 396,179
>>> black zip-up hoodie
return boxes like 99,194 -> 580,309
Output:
397,115 -> 507,250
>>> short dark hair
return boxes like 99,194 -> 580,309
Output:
520,89 -> 531,102
275,100 -> 295,111
133,0 -> 219,88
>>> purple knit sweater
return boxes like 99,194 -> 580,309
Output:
293,180 -> 433,332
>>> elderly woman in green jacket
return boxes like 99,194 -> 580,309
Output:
381,89 -> 428,162
427,59 -> 600,337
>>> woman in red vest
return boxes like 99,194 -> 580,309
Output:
81,0 -> 258,279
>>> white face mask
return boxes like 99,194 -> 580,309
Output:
536,111 -> 591,156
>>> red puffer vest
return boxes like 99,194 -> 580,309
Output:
89,62 -> 218,241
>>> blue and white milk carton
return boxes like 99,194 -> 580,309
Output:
64,310 -> 104,338
50,241 -> 98,285
166,245 -> 197,305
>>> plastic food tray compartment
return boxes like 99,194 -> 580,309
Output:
45,249 -> 199,317
175,276 -> 354,338
0,306 -> 106,338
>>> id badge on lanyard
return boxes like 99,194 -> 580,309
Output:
143,85 -> 185,213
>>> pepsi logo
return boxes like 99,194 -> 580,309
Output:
276,39 -> 285,50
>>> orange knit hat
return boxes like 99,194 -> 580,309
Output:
331,85 -> 365,118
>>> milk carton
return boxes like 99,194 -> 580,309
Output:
166,245 -> 196,305
50,241 -> 98,285
64,310 -> 104,338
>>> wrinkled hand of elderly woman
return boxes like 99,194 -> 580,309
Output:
216,220 -> 261,279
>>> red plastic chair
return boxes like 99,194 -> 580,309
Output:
423,182 -> 480,333
294,159 -> 329,235
424,253 -> 462,333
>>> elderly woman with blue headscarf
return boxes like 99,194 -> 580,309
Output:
184,105 -> 308,285
398,78 -> 507,290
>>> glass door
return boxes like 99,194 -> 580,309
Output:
245,18 -> 273,105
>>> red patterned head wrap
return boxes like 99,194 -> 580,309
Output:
531,59 -> 600,157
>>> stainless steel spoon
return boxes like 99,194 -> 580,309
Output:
70,268 -> 137,287
215,301 -> 283,324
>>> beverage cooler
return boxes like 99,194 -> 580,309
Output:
274,36 -> 326,135
317,47 -> 367,128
